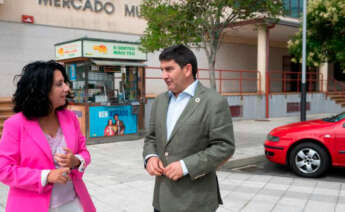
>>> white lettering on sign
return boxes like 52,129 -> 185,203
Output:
98,111 -> 108,118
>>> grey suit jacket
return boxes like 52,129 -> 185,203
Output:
143,82 -> 235,212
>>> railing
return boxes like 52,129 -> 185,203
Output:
145,67 -> 345,96
327,79 -> 345,93
269,71 -> 323,93
145,67 -> 261,96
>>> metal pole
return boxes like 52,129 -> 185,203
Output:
301,0 -> 307,121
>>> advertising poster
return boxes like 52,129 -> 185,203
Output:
69,64 -> 77,81
89,105 -> 137,137
67,105 -> 86,137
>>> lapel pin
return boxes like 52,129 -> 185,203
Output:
195,97 -> 200,103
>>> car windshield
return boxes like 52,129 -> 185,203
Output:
322,111 -> 345,122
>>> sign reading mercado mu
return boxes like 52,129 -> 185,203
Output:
38,0 -> 115,14
55,39 -> 147,61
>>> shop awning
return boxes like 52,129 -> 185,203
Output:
91,60 -> 147,67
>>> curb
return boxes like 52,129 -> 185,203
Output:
87,134 -> 145,145
219,155 -> 266,171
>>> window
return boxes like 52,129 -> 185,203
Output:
67,63 -> 140,105
284,0 -> 303,18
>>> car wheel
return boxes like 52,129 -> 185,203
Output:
289,142 -> 329,178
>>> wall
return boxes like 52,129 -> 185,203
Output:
0,0 -> 291,97
269,47 -> 290,93
0,0 -> 145,35
269,93 -> 343,117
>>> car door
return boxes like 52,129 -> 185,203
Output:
334,119 -> 345,165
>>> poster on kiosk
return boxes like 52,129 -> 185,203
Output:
89,105 -> 137,137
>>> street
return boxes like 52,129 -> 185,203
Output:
227,158 -> 345,183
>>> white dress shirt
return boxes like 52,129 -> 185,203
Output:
166,80 -> 199,175
145,80 -> 199,176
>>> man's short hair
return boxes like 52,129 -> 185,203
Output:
159,44 -> 198,79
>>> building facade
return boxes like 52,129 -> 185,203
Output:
0,0 -> 343,129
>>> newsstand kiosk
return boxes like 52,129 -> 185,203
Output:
55,37 -> 146,142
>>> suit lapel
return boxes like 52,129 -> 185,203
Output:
57,110 -> 76,152
160,92 -> 170,144
23,118 -> 54,164
166,82 -> 205,144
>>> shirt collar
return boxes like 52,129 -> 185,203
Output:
168,80 -> 199,98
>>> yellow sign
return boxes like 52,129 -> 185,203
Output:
55,41 -> 82,60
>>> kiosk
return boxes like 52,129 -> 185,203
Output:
55,38 -> 146,142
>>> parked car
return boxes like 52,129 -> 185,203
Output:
264,112 -> 345,178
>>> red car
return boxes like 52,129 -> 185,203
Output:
264,112 -> 345,178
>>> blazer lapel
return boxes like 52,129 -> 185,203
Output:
160,92 -> 170,144
57,111 -> 76,152
167,82 -> 205,144
24,118 -> 54,164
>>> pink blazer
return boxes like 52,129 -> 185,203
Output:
0,110 -> 96,212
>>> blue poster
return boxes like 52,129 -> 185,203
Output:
69,64 -> 77,81
89,105 -> 137,137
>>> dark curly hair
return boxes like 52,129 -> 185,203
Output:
13,60 -> 71,119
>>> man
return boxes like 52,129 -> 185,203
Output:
143,44 -> 235,212
113,114 -> 125,136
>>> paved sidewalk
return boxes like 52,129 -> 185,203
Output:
0,113 -> 342,212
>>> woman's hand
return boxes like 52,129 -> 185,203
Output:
47,168 -> 71,184
54,147 -> 80,169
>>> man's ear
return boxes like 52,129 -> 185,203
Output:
184,64 -> 193,78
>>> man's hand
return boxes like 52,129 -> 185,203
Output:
47,168 -> 71,184
146,157 -> 164,176
164,161 -> 183,181
54,147 -> 80,169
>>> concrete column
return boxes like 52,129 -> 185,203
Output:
257,26 -> 269,93
319,63 -> 328,92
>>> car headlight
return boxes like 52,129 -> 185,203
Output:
267,134 -> 280,142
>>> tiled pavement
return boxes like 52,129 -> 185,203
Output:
1,113 -> 343,212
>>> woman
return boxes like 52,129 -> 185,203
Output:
0,61 -> 96,212
104,119 -> 115,136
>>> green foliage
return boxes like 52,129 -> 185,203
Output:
288,0 -> 345,70
140,0 -> 283,53
140,0 -> 201,52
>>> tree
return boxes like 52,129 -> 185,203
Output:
288,0 -> 345,72
140,0 -> 283,90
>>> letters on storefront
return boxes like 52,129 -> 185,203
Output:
38,0 -> 115,15
38,0 -> 141,17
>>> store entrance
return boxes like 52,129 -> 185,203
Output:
282,56 -> 317,92
66,61 -> 146,138
334,63 -> 345,81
